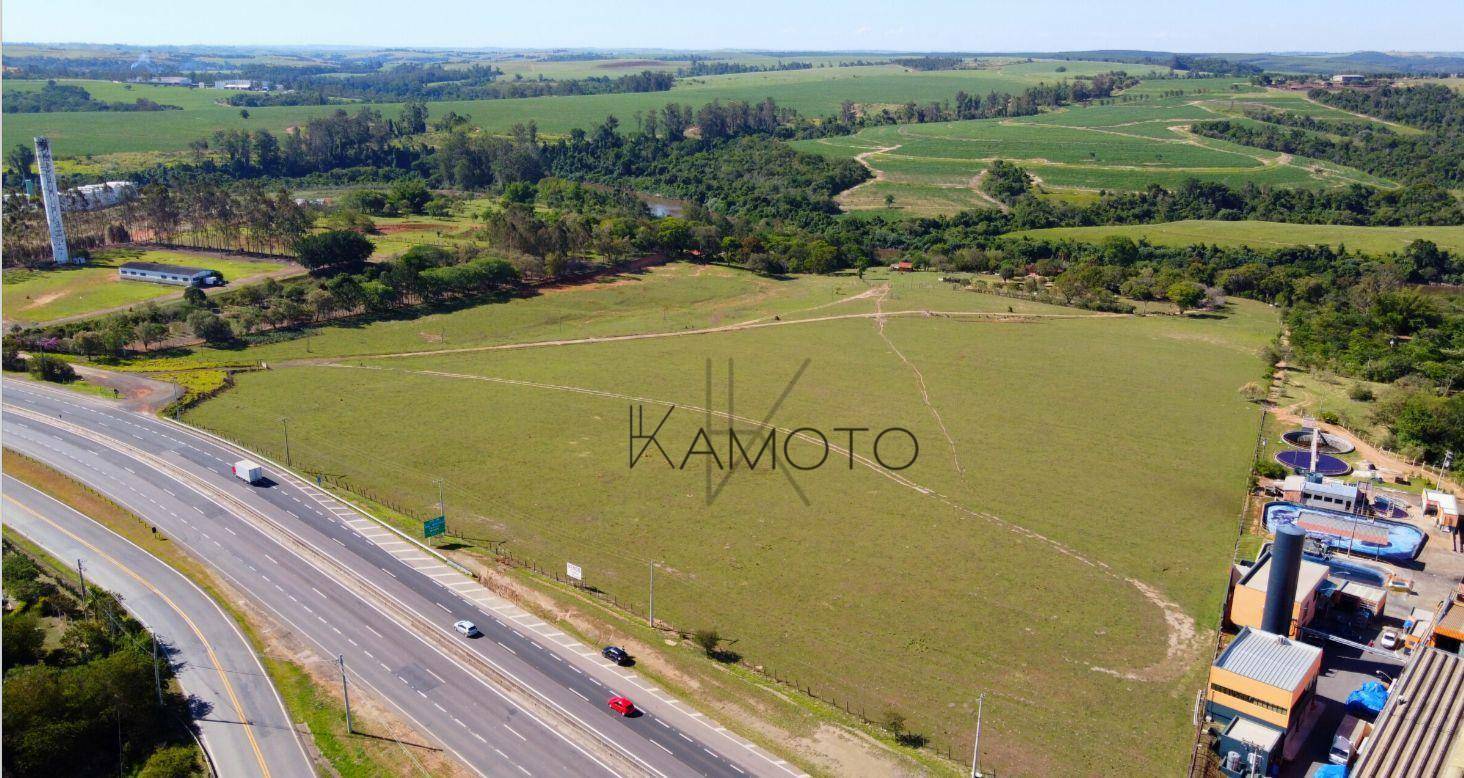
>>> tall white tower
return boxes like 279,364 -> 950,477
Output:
33,137 -> 73,265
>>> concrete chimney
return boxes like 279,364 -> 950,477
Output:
1262,524 -> 1306,635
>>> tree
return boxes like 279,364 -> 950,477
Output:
884,193 -> 896,208
6,143 -> 36,184
138,746 -> 200,778
388,177 -> 431,215
239,108 -> 250,119
135,321 -> 169,351
1166,281 -> 1206,312
398,101 -> 429,136
692,629 -> 722,657
28,354 -> 76,383
182,285 -> 208,307
2,612 -> 45,670
293,230 -> 374,277
186,311 -> 234,345
1239,381 -> 1268,403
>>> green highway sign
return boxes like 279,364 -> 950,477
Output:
423,516 -> 446,538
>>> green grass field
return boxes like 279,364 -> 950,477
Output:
1007,220 -> 1464,253
3,60 -> 1156,159
176,265 -> 1277,776
1,249 -> 289,324
793,87 -> 1394,214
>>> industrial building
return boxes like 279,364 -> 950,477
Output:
1206,627 -> 1322,732
1229,550 -> 1329,637
1351,647 -> 1464,777
1424,489 -> 1460,528
1331,74 -> 1366,85
1281,475 -> 1360,513
118,261 -> 223,287
1216,715 -> 1284,778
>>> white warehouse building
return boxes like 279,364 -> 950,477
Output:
118,261 -> 224,287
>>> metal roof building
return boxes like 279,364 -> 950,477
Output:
1352,647 -> 1464,778
118,261 -> 222,287
1214,628 -> 1323,690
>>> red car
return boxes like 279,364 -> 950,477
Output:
607,696 -> 636,716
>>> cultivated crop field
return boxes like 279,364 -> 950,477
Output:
1,249 -> 290,324
180,264 -> 1277,776
3,59 -> 1155,159
793,85 -> 1395,215
1007,220 -> 1464,253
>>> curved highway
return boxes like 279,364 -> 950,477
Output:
2,378 -> 802,778
3,476 -> 314,778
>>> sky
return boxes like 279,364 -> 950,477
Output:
4,0 -> 1462,53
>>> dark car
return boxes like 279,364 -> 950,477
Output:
601,645 -> 630,665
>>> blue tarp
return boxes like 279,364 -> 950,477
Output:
1346,680 -> 1388,714
1315,764 -> 1347,778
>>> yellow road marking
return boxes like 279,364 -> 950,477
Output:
3,494 -> 273,778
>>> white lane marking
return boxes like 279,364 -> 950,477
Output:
571,689 -> 589,702
653,742 -> 673,755
503,725 -> 526,741
435,603 -> 451,613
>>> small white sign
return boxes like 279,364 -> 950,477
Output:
566,562 -> 583,581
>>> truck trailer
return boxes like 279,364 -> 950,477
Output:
232,459 -> 263,484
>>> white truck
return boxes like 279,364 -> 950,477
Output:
232,459 -> 263,485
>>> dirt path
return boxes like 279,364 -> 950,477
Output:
872,285 -> 964,474
835,145 -> 900,210
69,363 -> 184,412
329,362 -> 1202,683
285,308 -> 1124,366
967,169 -> 1011,213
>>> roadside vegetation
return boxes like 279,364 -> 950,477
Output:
2,534 -> 205,777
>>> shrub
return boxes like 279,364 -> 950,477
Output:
1255,459 -> 1287,480
1349,384 -> 1375,402
691,629 -> 722,657
2,346 -> 26,372
27,353 -> 76,383
1319,411 -> 1341,425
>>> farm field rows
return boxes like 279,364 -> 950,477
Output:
3,59 -> 1157,159
793,86 -> 1396,215
1,249 -> 291,324
1007,220 -> 1464,253
179,265 -> 1277,776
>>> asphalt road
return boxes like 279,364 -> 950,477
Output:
2,378 -> 791,778
2,476 -> 314,778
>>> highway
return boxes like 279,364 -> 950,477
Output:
2,378 -> 800,778
3,476 -> 314,778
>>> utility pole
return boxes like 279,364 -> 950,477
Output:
436,478 -> 446,523
153,634 -> 164,705
648,562 -> 655,628
338,654 -> 352,733
76,558 -> 88,605
970,693 -> 985,778
281,417 -> 291,467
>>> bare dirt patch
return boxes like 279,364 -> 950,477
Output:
375,222 -> 438,235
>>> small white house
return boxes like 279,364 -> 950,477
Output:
1424,490 -> 1460,528
118,261 -> 223,287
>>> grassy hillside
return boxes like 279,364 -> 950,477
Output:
2,249 -> 289,324
3,60 -> 1155,159
793,87 -> 1396,215
177,265 -> 1276,776
1007,220 -> 1464,253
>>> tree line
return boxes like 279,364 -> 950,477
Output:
3,81 -> 181,114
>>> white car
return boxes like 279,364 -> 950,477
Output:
454,620 -> 481,638
1379,629 -> 1400,650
